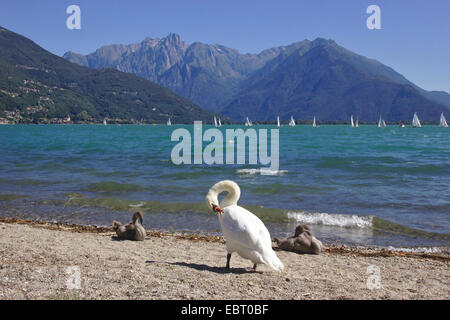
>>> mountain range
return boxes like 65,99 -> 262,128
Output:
64,33 -> 449,122
0,27 -> 217,124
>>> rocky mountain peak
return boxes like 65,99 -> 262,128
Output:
63,34 -> 450,117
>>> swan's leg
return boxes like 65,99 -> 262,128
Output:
226,253 -> 231,269
253,263 -> 257,271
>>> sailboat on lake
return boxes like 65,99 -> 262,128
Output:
167,118 -> 172,126
245,117 -> 252,127
103,118 -> 107,126
277,116 -> 281,127
412,112 -> 421,128
439,112 -> 448,127
214,116 -> 218,127
355,116 -> 359,127
288,116 -> 296,127
378,116 -> 386,128
350,115 -> 354,127
312,116 -> 317,127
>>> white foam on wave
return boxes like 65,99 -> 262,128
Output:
128,201 -> 144,208
236,168 -> 288,176
385,246 -> 443,254
287,211 -> 373,228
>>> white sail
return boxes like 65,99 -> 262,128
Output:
313,116 -> 317,127
245,117 -> 252,127
378,116 -> 386,128
439,112 -> 448,127
167,118 -> 172,126
214,116 -> 218,127
412,112 -> 421,128
289,115 -> 296,127
277,116 -> 280,127
218,118 -> 222,127
103,118 -> 107,126
355,116 -> 359,127
350,115 -> 354,127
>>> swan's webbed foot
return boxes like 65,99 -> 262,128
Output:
226,253 -> 231,269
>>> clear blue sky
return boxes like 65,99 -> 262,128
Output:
1,0 -> 449,92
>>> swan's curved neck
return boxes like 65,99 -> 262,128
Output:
132,211 -> 143,225
206,180 -> 241,209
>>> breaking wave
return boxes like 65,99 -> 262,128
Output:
286,211 -> 373,228
236,168 -> 288,175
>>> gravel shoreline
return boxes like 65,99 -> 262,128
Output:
0,218 -> 448,300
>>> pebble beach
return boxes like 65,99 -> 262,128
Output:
0,218 -> 448,300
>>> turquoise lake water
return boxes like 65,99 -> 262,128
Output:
0,124 -> 449,248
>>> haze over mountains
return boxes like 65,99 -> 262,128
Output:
0,27 -> 216,124
64,33 -> 449,122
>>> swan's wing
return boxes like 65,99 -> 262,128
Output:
220,205 -> 272,250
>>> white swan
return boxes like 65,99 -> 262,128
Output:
206,180 -> 284,271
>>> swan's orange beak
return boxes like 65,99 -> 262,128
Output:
212,204 -> 223,214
